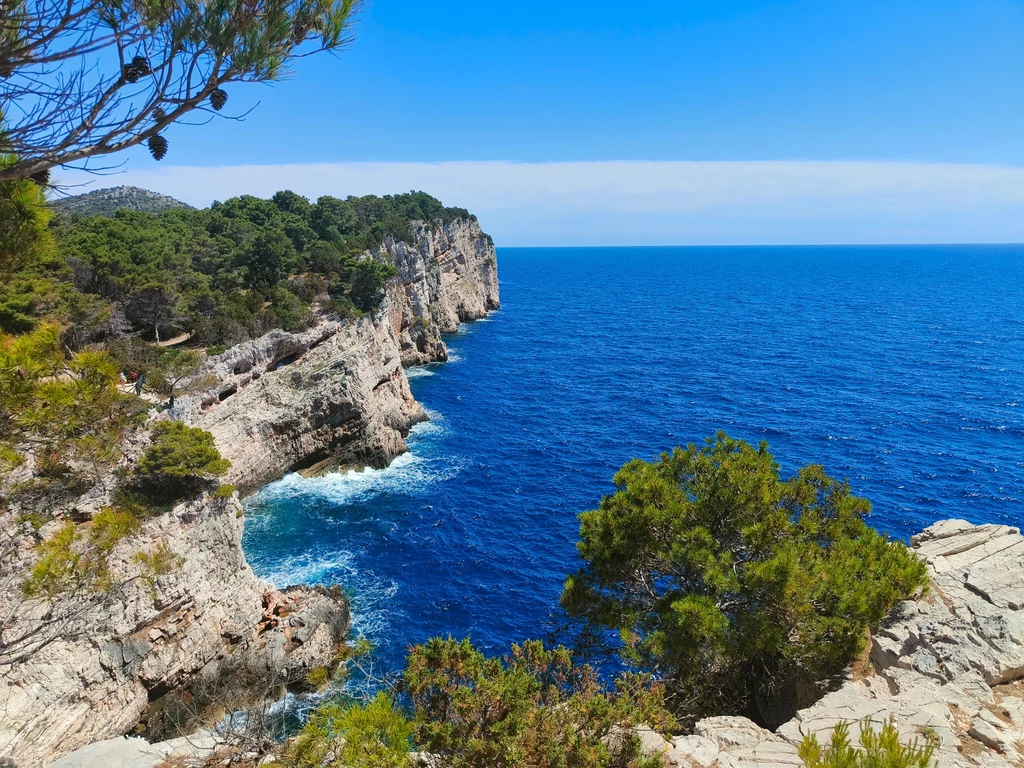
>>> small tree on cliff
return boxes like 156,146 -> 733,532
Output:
561,432 -> 928,727
128,420 -> 229,504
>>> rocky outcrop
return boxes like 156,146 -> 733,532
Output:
0,216 -> 498,767
0,490 -> 347,768
385,220 -> 499,366
659,520 -> 1024,767
176,217 -> 499,495
176,316 -> 426,495
51,186 -> 192,217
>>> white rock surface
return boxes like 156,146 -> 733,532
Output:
177,218 -> 499,495
0,493 -> 347,768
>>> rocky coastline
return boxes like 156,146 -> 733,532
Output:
0,217 -> 499,768
7,214 -> 1024,768
49,518 -> 1024,768
645,519 -> 1024,767
176,218 -> 500,496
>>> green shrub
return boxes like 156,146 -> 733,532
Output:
23,508 -> 140,598
131,421 -> 229,504
799,720 -> 936,768
306,665 -> 331,691
23,522 -> 81,598
284,693 -> 413,768
132,541 -> 183,598
324,295 -> 361,319
205,343 -> 229,356
213,483 -> 236,499
403,637 -> 673,768
562,432 -> 929,727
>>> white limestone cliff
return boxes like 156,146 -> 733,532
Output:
176,218 -> 500,494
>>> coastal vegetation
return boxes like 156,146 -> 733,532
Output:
561,433 -> 929,727
269,436 -> 928,767
4,189 -> 471,349
799,721 -> 937,768
285,637 -> 674,768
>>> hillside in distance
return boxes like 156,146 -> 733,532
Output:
51,185 -> 193,217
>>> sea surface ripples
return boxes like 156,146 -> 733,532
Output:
244,245 -> 1024,672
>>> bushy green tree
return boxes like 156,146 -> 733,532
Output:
130,421 -> 229,503
403,637 -> 673,768
562,433 -> 928,726
0,323 -> 145,477
284,693 -> 413,768
799,720 -> 936,768
135,421 -> 229,478
348,259 -> 397,311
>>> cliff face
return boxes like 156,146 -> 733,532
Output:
0,217 -> 498,767
386,219 -> 500,366
0,490 -> 347,768
177,217 -> 499,495
653,520 -> 1024,767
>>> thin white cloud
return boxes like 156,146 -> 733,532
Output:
56,160 -> 1024,246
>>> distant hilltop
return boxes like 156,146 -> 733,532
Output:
51,185 -> 193,217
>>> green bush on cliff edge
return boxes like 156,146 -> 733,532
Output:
561,432 -> 929,727
127,421 -> 230,505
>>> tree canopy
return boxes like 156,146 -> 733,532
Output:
561,432 -> 928,727
1,189 -> 474,347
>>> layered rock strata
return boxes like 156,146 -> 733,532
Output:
177,218 -> 499,494
0,217 -> 498,767
655,519 -> 1024,767
0,490 -> 348,768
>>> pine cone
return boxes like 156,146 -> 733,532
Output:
131,56 -> 150,76
30,169 -> 50,186
210,89 -> 227,111
153,106 -> 166,122
123,56 -> 150,83
147,134 -> 168,161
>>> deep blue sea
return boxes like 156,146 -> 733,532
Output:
243,245 -> 1024,674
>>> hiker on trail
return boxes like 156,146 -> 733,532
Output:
134,373 -> 145,396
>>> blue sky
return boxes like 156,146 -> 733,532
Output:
62,0 -> 1024,245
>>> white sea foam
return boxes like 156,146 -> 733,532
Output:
406,366 -> 436,379
257,549 -> 355,589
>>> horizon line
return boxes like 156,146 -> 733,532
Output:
57,159 -> 1024,246
495,241 -> 1024,249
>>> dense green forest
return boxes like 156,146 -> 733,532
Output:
1,189 -> 474,349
